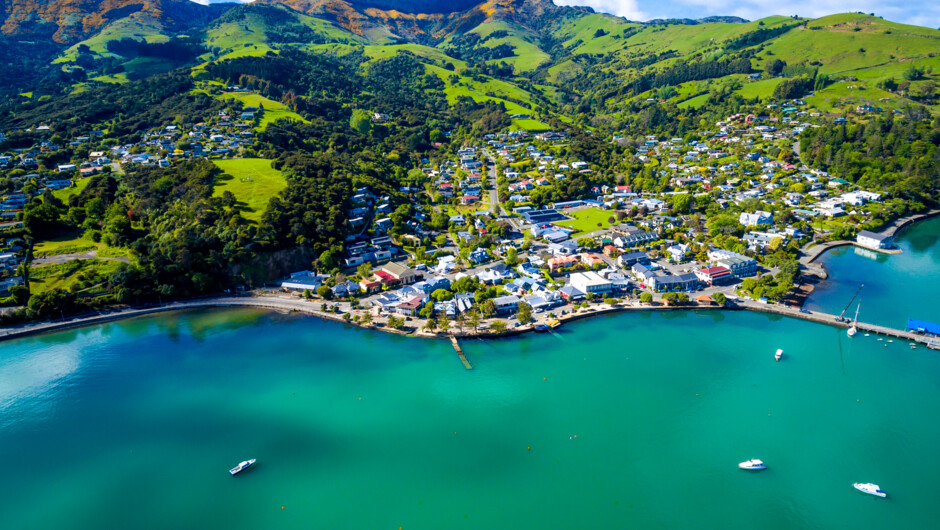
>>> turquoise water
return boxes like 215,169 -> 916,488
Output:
2,308 -> 940,529
804,216 -> 940,328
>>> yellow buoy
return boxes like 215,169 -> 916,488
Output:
281,506 -> 285,510
527,446 -> 531,451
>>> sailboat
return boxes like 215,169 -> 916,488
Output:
847,301 -> 860,337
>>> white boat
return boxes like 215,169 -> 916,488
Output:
847,302 -> 860,337
774,349 -> 783,361
229,458 -> 256,476
738,459 -> 766,470
853,482 -> 886,498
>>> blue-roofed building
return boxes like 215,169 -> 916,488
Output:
908,319 -> 940,337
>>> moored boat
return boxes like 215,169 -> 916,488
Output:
738,459 -> 766,470
547,319 -> 561,329
853,482 -> 886,498
774,349 -> 783,362
534,324 -> 550,333
230,458 -> 256,476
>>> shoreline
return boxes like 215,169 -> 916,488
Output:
3,211 -> 938,347
800,209 -> 940,278
2,293 -> 937,349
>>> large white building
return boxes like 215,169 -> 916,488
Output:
570,271 -> 613,295
856,230 -> 893,250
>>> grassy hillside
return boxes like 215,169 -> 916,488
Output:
212,158 -> 287,222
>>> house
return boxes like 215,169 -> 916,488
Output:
559,285 -> 585,301
492,295 -> 521,315
613,231 -> 657,248
570,271 -> 613,295
381,262 -> 421,285
57,164 -> 77,173
650,273 -> 699,292
709,252 -> 757,278
280,273 -> 324,291
580,253 -> 605,268
667,243 -> 689,262
696,266 -> 733,285
547,255 -> 579,273
468,248 -> 490,265
617,251 -> 649,268
856,230 -> 893,250
739,211 -> 773,226
631,263 -> 656,283
395,296 -> 424,316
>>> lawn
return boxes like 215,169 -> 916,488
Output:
218,92 -> 309,130
212,158 -> 287,222
553,207 -> 618,233
30,259 -> 122,296
52,177 -> 92,203
32,231 -> 132,259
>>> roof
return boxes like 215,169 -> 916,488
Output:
857,230 -> 890,241
908,319 -> 940,335
700,266 -> 731,276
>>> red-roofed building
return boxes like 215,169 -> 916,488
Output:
695,266 -> 732,285
373,270 -> 399,286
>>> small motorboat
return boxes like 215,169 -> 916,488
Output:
738,459 -> 766,470
230,458 -> 256,476
774,349 -> 783,362
534,324 -> 550,333
547,319 -> 561,329
853,482 -> 886,498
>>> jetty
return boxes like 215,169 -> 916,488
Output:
740,300 -> 940,348
451,336 -> 473,369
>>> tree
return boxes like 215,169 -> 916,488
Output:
9,284 -> 30,306
481,299 -> 496,317
465,309 -> 482,330
419,302 -> 434,319
356,262 -> 372,279
302,289 -> 312,299
360,312 -> 373,326
490,320 -> 507,334
640,292 -> 653,304
387,316 -> 405,329
765,59 -> 786,76
711,292 -> 727,306
504,246 -> 518,266
516,301 -> 533,324
672,193 -> 692,214
431,288 -> 454,302
316,285 -> 333,300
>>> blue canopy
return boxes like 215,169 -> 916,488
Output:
907,319 -> 940,336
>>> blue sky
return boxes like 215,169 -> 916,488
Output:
554,0 -> 939,27
190,0 -> 938,28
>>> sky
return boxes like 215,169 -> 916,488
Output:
554,0 -> 940,27
189,0 -> 938,28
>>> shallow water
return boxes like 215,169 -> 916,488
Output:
804,216 -> 940,328
1,308 -> 938,529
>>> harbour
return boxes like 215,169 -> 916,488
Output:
2,308 -> 939,529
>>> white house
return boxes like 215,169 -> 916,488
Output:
856,230 -> 893,250
569,271 -> 613,295
738,211 -> 773,226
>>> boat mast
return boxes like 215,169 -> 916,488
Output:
838,284 -> 864,322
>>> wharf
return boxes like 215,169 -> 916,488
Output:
451,336 -> 473,369
740,300 -> 939,347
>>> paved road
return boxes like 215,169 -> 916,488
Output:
483,150 -> 522,231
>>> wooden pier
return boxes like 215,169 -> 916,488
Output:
741,301 -> 940,348
451,336 -> 473,369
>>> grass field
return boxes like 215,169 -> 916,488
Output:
737,78 -> 784,101
52,177 -> 92,203
553,207 -> 617,233
30,259 -> 123,296
212,158 -> 287,221
218,92 -> 308,130
32,231 -> 132,259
